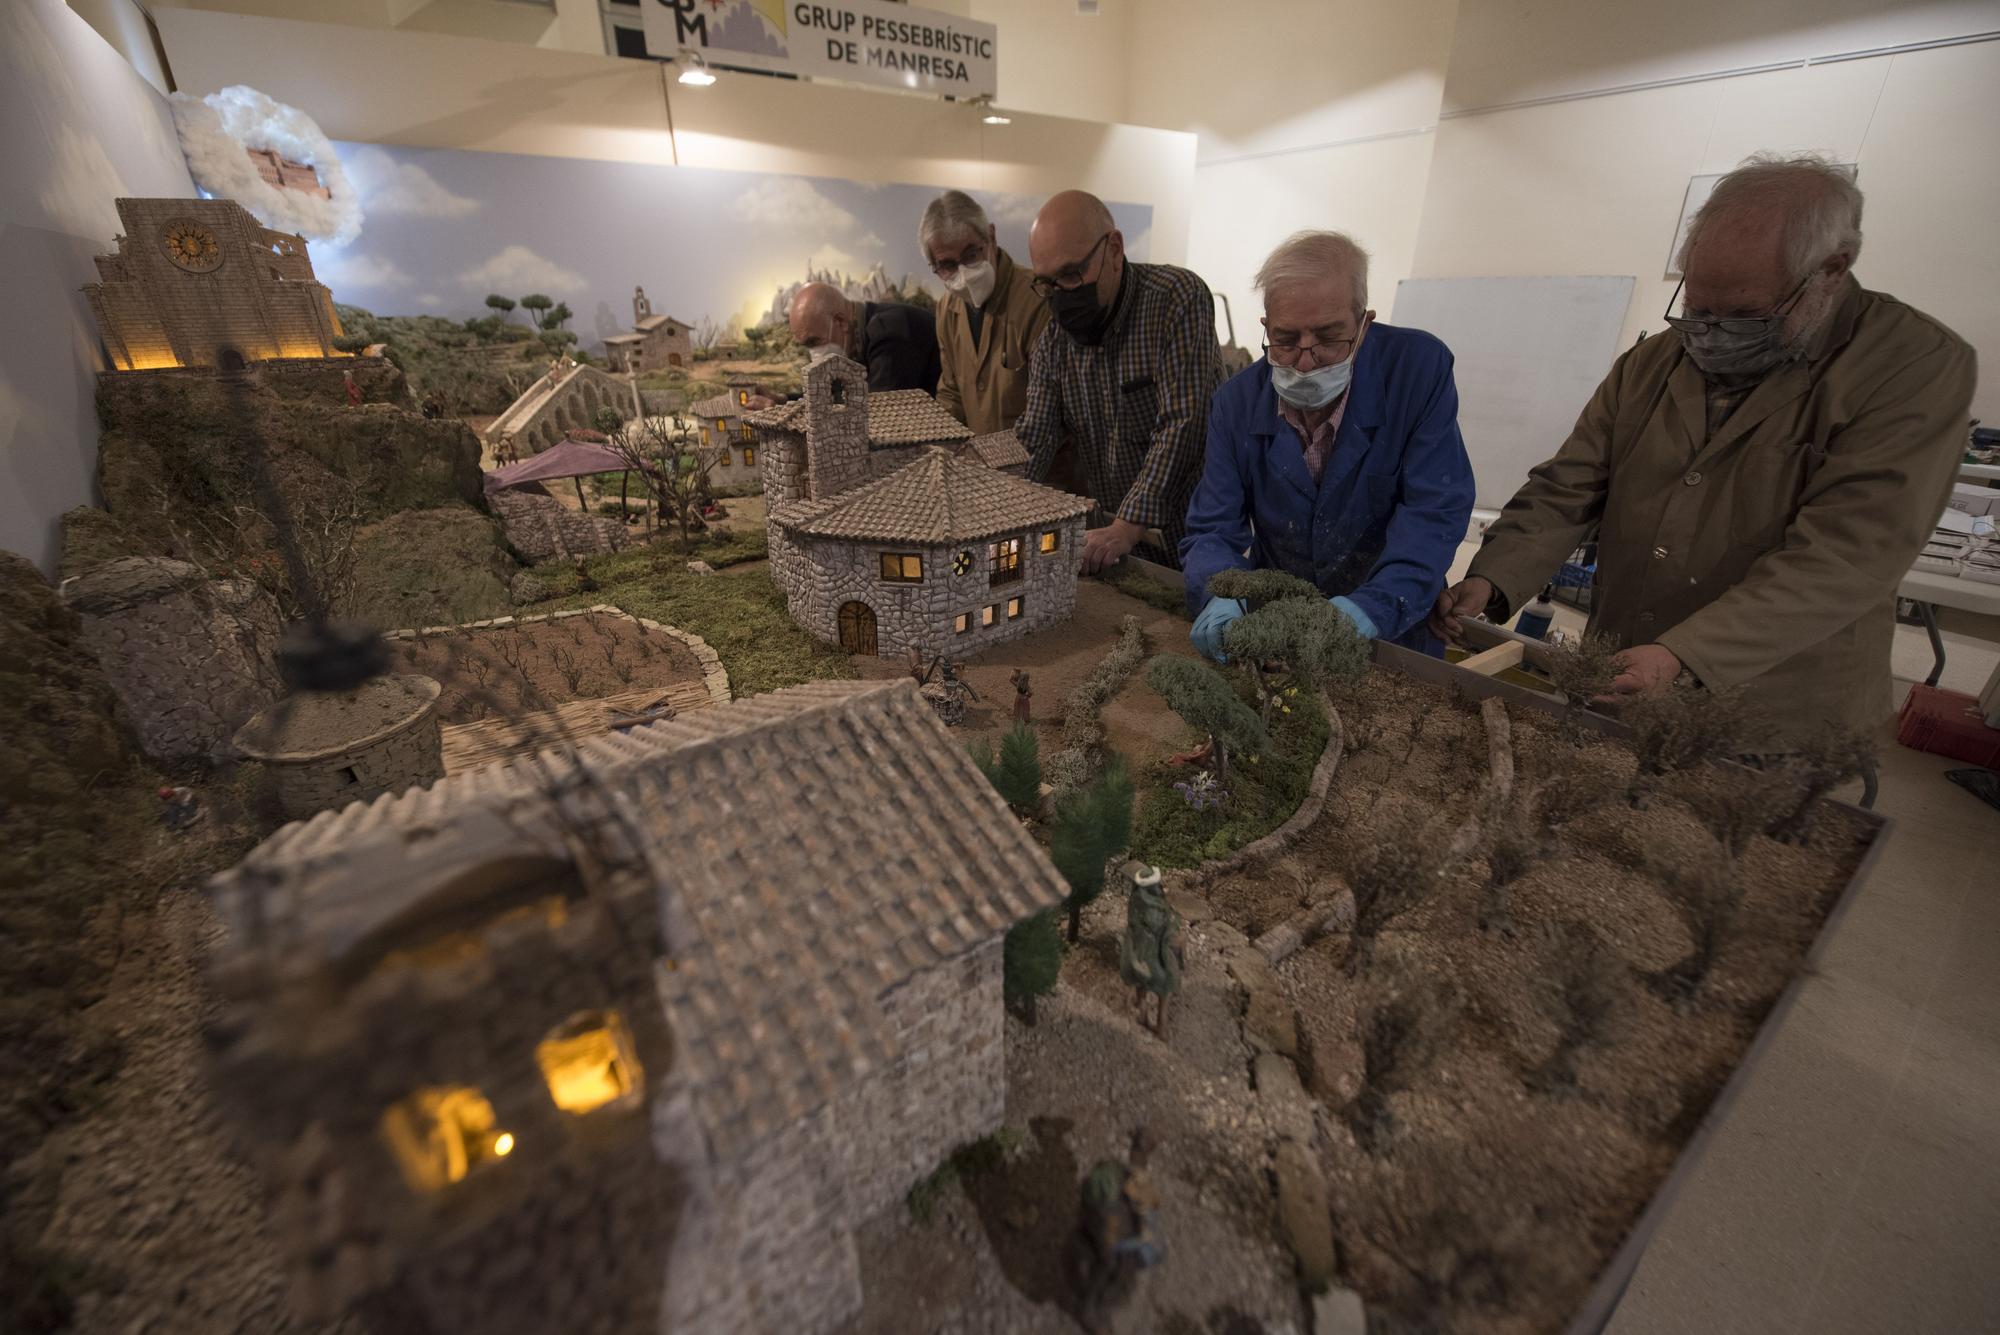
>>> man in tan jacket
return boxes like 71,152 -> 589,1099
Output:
920,190 -> 1050,434
1432,154 -> 1975,742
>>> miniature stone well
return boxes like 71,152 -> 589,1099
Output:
234,674 -> 444,820
62,555 -> 282,763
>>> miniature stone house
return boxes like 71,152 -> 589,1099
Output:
61,555 -> 283,763
691,380 -> 772,496
83,198 -> 347,371
232,674 -> 445,820
601,286 -> 694,373
206,679 -> 1065,1335
753,355 -> 1087,657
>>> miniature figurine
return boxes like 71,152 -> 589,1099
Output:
914,654 -> 978,726
342,369 -> 361,406
1119,865 -> 1182,1035
1072,1126 -> 1166,1332
421,391 -> 446,420
1009,668 -> 1033,724
906,644 -> 925,683
156,784 -> 200,831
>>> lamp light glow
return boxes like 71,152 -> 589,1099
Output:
677,51 -> 716,87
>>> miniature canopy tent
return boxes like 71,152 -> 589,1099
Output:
484,438 -> 630,492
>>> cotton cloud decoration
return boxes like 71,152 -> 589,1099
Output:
169,86 -> 362,245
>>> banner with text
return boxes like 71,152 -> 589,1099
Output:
642,0 -> 997,99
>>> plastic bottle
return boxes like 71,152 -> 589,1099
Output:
1515,585 -> 1556,640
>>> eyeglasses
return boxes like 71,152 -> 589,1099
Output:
1663,271 -> 1812,336
1262,315 -> 1368,368
1030,233 -> 1110,298
929,241 -> 987,279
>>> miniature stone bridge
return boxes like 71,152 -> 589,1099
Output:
487,363 -> 638,455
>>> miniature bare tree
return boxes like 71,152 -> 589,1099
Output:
1345,971 -> 1461,1150
1643,836 -> 1742,1004
1541,631 -> 1622,706
1477,789 -> 1542,936
549,644 -> 587,695
1668,765 -> 1794,859
1530,921 -> 1625,1094
1344,799 -> 1445,973
597,406 -> 719,552
1623,686 -> 1755,808
1764,724 -> 1875,844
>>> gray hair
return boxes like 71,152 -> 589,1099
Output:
919,190 -> 991,258
1678,152 -> 1864,281
1253,230 -> 1370,320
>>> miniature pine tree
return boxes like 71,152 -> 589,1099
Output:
1145,655 -> 1266,782
1049,759 -> 1136,942
1205,567 -> 1324,610
1002,910 -> 1065,1024
993,723 -> 1042,816
485,293 -> 516,320
519,293 -> 554,329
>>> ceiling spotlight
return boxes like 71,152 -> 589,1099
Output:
974,96 -> 1010,126
676,51 -> 716,87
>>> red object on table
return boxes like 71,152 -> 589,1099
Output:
1897,684 -> 2000,766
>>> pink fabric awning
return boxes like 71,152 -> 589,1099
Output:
485,438 -> 631,491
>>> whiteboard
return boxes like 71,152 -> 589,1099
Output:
1392,276 -> 1636,510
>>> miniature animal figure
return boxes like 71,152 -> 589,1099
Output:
1119,865 -> 1183,1034
1010,668 -> 1033,724
1071,1127 -> 1166,1331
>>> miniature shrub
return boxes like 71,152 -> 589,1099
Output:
1763,724 -> 1874,843
993,724 -> 1043,816
1344,798 -> 1446,972
1347,971 -> 1460,1150
906,1126 -> 1027,1224
1134,688 -> 1327,869
1145,654 -> 1266,782
1206,567 -> 1323,608
1542,631 -> 1623,704
1530,921 -> 1625,1094
1624,686 -> 1756,805
1001,911 -> 1065,1025
1643,837 -> 1742,1003
1094,562 -> 1186,615
1221,595 -> 1371,692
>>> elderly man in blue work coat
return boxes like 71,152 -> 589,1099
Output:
1181,230 -> 1475,655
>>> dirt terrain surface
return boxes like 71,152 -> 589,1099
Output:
388,611 -> 705,723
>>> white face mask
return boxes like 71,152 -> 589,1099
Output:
807,342 -> 840,365
1270,354 -> 1353,410
945,258 -> 998,308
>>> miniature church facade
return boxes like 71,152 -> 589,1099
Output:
752,354 -> 1089,658
83,197 -> 346,372
601,285 -> 694,373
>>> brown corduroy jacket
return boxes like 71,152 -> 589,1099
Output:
1469,275 -> 1976,741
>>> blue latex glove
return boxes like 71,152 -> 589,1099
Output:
1330,595 -> 1378,640
1190,597 -> 1247,661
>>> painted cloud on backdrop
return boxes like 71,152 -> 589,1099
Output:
169,86 -> 362,245
459,245 -> 585,297
344,146 -> 480,219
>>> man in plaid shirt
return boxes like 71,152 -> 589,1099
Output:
1016,191 -> 1221,572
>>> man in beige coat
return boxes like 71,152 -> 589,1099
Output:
1432,154 -> 1975,742
920,190 -> 1050,434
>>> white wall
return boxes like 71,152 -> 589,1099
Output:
2,0 -> 196,572
1413,22 -> 2000,419
150,8 -> 1198,265
1116,0 -> 1460,344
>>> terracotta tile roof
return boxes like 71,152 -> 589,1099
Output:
866,390 -> 972,445
635,314 -> 691,332
691,390 -> 771,419
207,679 -> 1063,1160
784,448 -> 1091,544
744,390 -> 972,447
602,333 -> 643,345
959,429 -> 1030,471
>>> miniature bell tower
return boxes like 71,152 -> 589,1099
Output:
633,285 -> 652,323
797,353 -> 869,502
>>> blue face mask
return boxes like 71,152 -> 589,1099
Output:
1270,355 -> 1353,410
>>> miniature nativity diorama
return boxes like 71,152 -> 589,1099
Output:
16,121 -> 1883,1335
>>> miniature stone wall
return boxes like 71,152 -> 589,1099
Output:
381,605 -> 732,708
62,556 -> 282,763
708,440 -> 765,496
665,939 -> 1003,1335
488,488 -> 630,562
784,514 -> 1085,658
233,674 -> 444,820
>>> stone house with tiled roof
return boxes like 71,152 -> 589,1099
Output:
691,380 -> 772,495
601,286 -> 693,373
205,678 -> 1065,1335
752,354 -> 1087,657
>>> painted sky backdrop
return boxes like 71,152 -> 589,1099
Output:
311,142 -> 1153,351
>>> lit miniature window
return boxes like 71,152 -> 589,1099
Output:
989,537 -> 1023,585
981,605 -> 996,627
744,447 -> 755,466
955,612 -> 971,634
380,1086 -> 514,1193
880,552 -> 923,582
1007,597 -> 1023,620
700,426 -> 711,446
718,450 -> 732,467
537,1010 -> 643,1115
737,390 -> 750,407
952,550 -> 974,576
1039,530 -> 1059,554
741,424 -> 753,441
